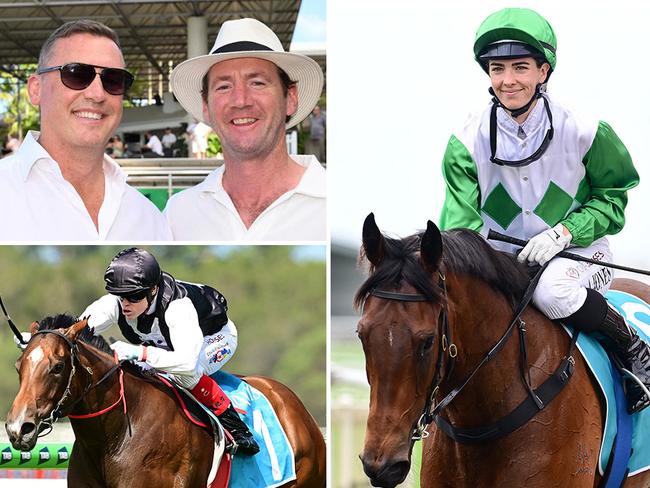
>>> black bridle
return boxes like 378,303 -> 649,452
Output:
366,264 -> 579,444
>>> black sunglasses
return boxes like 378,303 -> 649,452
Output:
36,62 -> 134,96
114,290 -> 149,303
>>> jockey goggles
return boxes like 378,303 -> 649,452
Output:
36,62 -> 134,96
114,289 -> 150,303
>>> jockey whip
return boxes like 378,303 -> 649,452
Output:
0,294 -> 28,344
487,230 -> 650,277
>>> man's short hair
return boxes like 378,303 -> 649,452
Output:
200,65 -> 295,103
38,19 -> 122,68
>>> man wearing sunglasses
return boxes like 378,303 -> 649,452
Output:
439,8 -> 650,413
81,247 -> 260,455
0,20 -> 170,240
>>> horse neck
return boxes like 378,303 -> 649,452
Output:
442,271 -> 564,422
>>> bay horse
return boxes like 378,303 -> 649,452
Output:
5,314 -> 325,487
356,213 -> 650,488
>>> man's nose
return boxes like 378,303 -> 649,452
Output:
231,83 -> 251,107
83,71 -> 108,101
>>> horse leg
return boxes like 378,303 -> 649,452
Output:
243,376 -> 326,487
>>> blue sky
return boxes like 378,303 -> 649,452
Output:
293,0 -> 326,43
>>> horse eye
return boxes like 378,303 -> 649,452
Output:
422,336 -> 435,351
51,362 -> 65,375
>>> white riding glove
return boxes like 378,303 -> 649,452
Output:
13,332 -> 31,350
517,223 -> 572,266
110,341 -> 144,361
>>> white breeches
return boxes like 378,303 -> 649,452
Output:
532,239 -> 613,320
170,319 -> 239,389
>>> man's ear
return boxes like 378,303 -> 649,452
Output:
286,84 -> 298,118
27,74 -> 42,106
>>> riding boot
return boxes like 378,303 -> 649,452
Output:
190,375 -> 260,455
565,288 -> 650,413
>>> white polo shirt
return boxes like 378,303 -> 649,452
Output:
164,155 -> 326,242
0,131 -> 171,241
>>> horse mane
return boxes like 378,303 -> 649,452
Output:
355,228 -> 531,308
37,314 -> 112,354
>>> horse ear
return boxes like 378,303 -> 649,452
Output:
29,321 -> 40,334
421,220 -> 443,272
362,213 -> 385,266
65,318 -> 89,342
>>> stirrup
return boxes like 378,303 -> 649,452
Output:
620,367 -> 650,413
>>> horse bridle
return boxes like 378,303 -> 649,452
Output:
366,271 -> 456,441
367,264 -> 579,444
28,330 -> 122,436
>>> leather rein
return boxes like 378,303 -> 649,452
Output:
366,264 -> 579,444
29,329 -> 128,437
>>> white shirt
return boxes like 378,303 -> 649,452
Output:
146,134 -> 164,156
161,133 -> 177,149
164,155 -> 326,242
0,131 -> 172,241
83,294 -> 203,375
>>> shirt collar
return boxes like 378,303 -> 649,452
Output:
16,130 -> 127,186
200,155 -> 325,198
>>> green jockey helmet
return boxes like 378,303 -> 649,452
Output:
474,8 -> 557,76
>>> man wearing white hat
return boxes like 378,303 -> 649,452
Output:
165,18 -> 325,241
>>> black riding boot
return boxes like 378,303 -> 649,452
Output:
218,404 -> 260,455
566,288 -> 650,413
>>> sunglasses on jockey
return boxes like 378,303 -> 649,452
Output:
112,289 -> 150,304
36,62 -> 134,96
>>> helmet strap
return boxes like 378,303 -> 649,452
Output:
489,83 -> 544,118
488,88 -> 554,168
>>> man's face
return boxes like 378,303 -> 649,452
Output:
118,293 -> 151,320
202,57 -> 297,160
488,57 -> 549,110
28,33 -> 125,152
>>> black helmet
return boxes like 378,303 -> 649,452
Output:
104,248 -> 161,295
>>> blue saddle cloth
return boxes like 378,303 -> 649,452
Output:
210,371 -> 296,488
575,290 -> 650,477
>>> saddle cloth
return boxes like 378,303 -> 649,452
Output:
210,371 -> 297,488
572,290 -> 650,477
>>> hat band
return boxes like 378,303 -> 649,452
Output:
213,41 -> 274,54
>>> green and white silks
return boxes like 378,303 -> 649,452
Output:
440,95 -> 639,250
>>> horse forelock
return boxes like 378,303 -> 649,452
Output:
355,233 -> 443,309
36,314 -> 112,354
355,228 -> 530,309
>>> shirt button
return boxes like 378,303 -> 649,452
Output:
524,210 -> 531,215
522,142 -> 527,148
522,176 -> 529,181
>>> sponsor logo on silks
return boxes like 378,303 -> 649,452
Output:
39,446 -> 50,463
57,447 -> 69,464
205,334 -> 225,345
566,267 -> 580,279
209,345 -> 232,364
1,447 -> 12,464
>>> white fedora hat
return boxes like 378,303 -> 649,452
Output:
170,18 -> 324,129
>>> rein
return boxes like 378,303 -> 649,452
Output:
368,264 -> 579,444
29,330 -> 130,437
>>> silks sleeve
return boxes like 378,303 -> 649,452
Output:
561,121 -> 639,247
439,135 -> 483,231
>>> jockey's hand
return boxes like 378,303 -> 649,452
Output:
110,341 -> 144,361
14,332 -> 31,350
517,224 -> 572,266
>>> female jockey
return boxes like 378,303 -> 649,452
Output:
439,8 -> 649,412
83,247 -> 260,455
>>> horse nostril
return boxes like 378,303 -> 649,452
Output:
19,422 -> 36,438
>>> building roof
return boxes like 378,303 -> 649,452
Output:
0,0 -> 325,97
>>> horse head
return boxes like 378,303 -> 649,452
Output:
357,213 -> 446,487
6,315 -> 91,451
